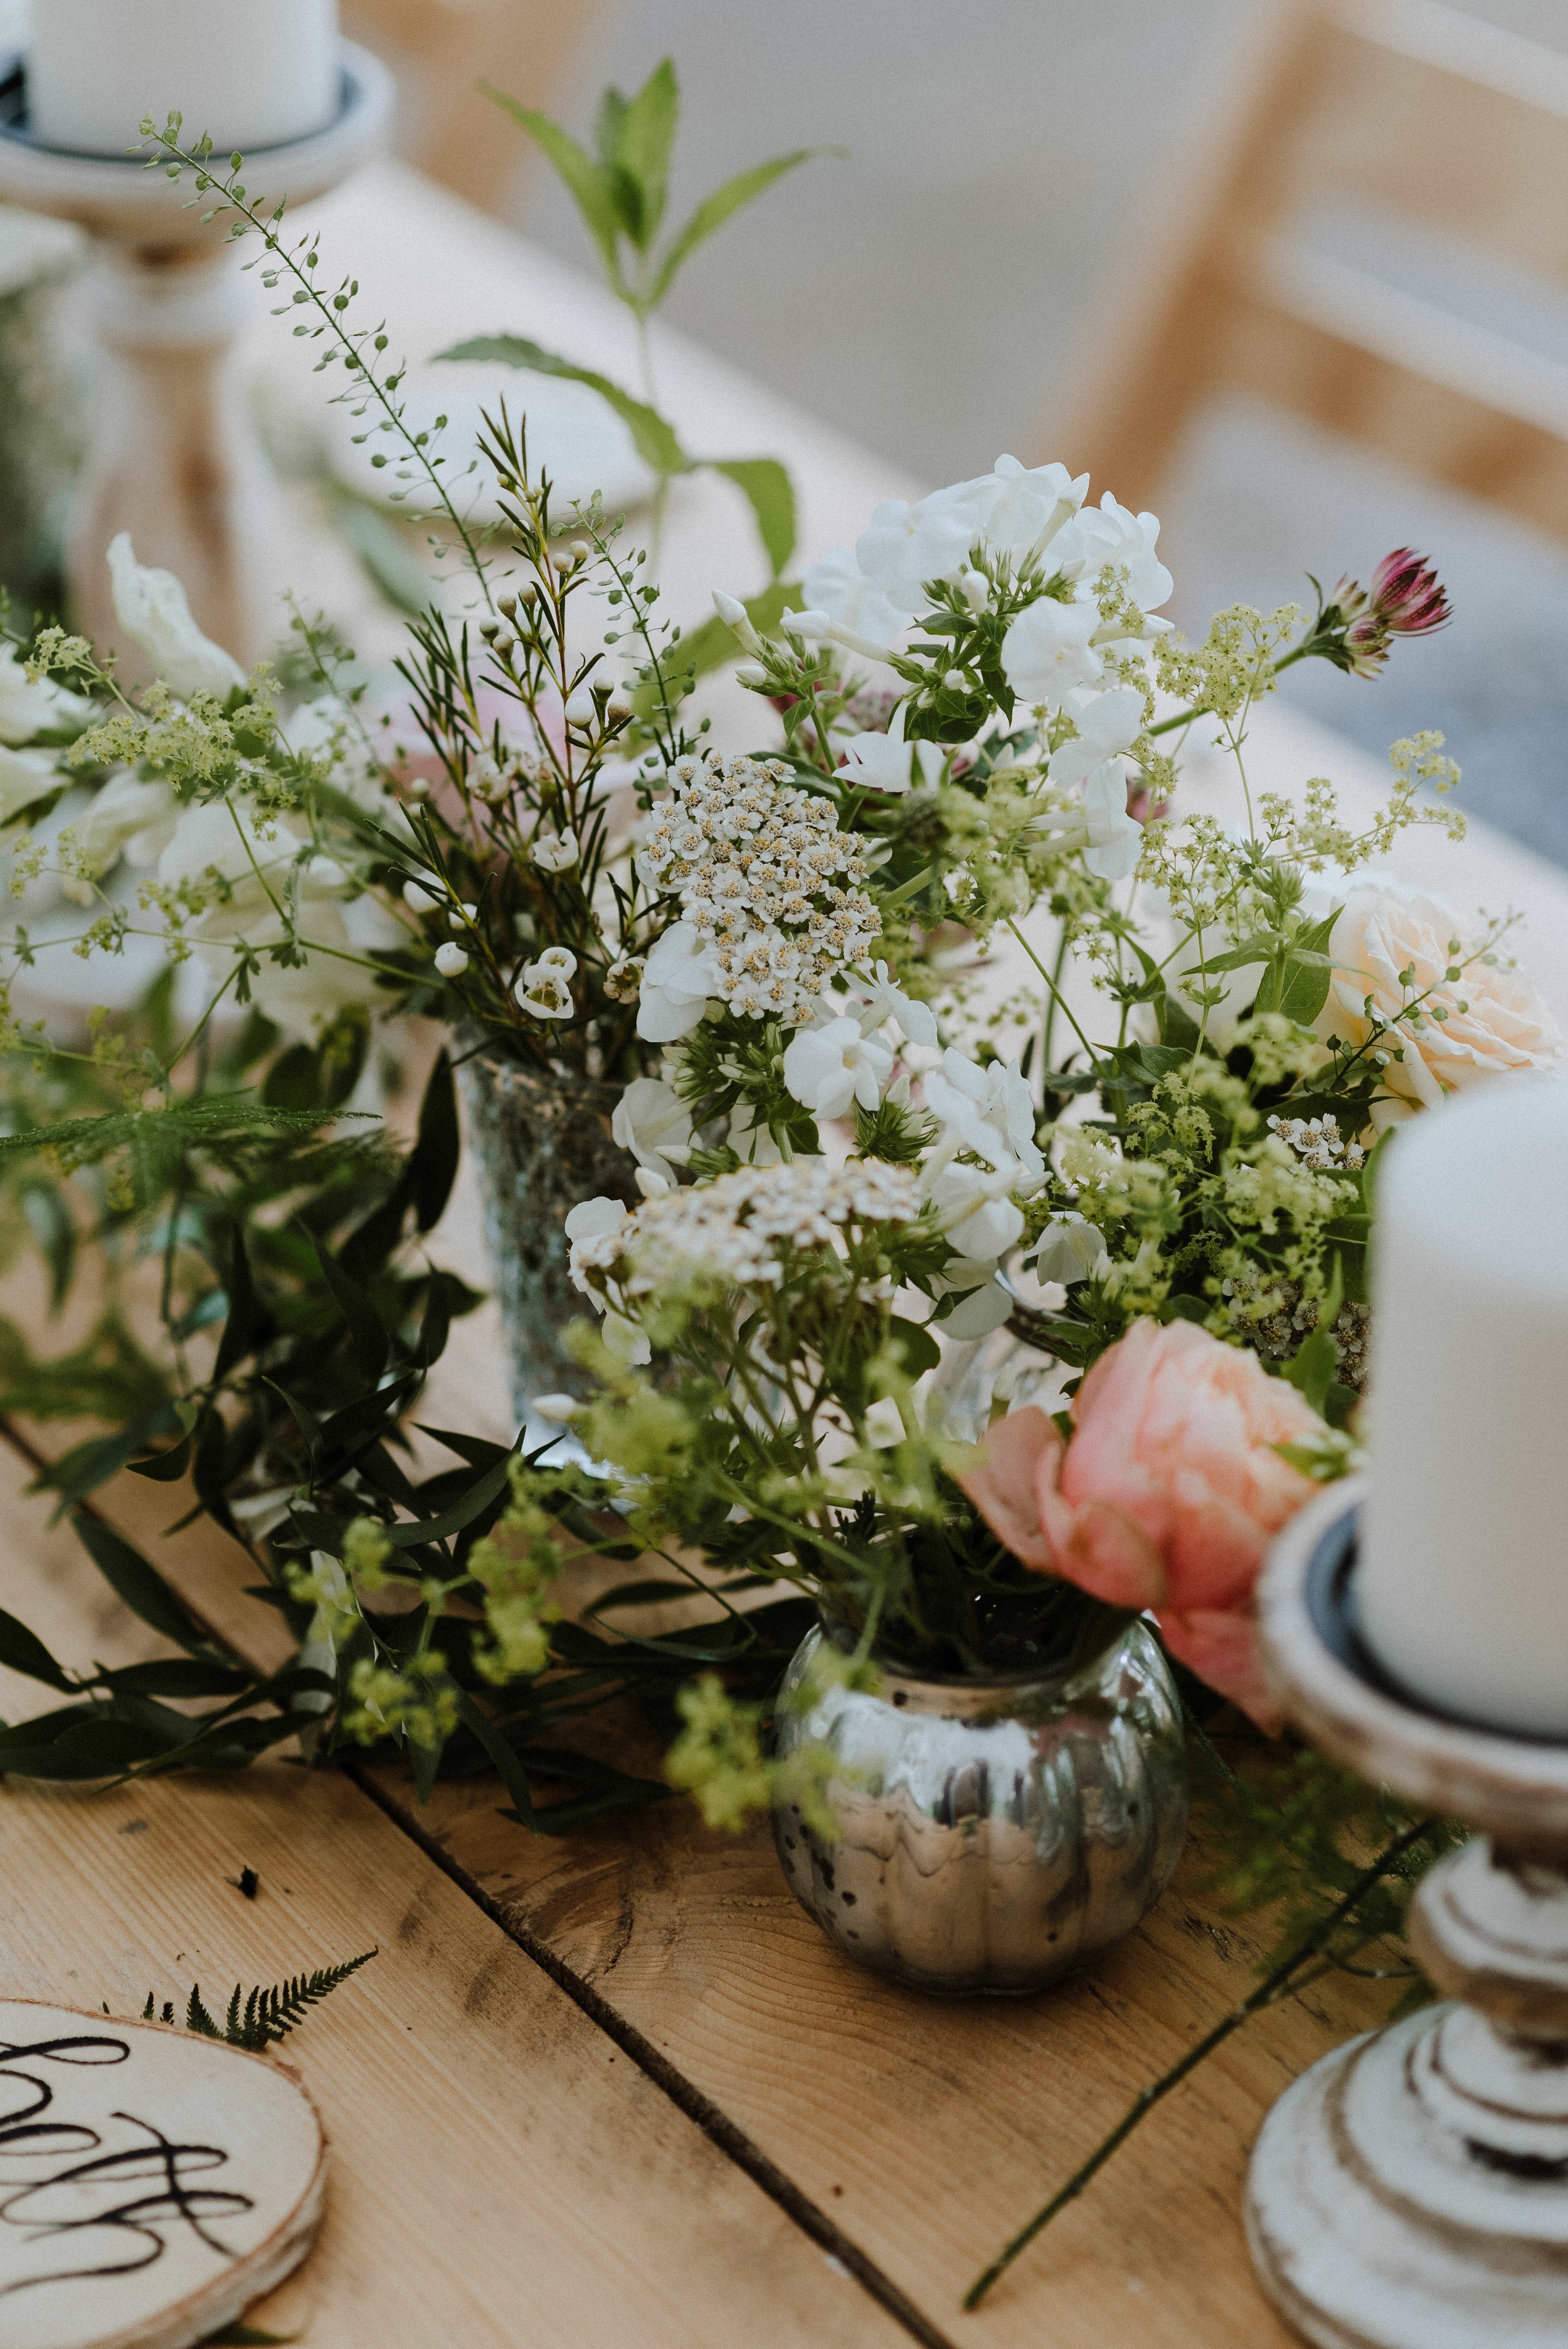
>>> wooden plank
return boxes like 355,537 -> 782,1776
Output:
0,1446 -> 923,2349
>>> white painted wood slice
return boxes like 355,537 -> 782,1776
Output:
0,1999 -> 326,2349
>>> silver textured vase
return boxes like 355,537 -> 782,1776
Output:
457,1043 -> 635,1423
771,1618 -> 1187,1995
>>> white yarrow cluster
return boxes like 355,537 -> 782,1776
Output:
567,1158 -> 923,1303
635,750 -> 880,1039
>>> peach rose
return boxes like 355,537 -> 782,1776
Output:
1315,881 -> 1560,1112
956,1319 -> 1325,1726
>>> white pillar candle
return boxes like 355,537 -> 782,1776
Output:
1360,1077 -> 1568,1736
29,1 -> 339,159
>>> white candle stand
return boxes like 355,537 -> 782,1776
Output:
0,43 -> 393,671
1249,1475 -> 1568,2349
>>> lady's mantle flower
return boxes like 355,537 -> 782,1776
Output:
782,1016 -> 894,1118
612,1076 -> 693,1182
636,750 -> 879,1036
1327,548 -> 1449,678
835,699 -> 940,797
516,945 -> 576,1021
107,534 -> 245,701
1058,494 -> 1173,635
531,826 -> 580,872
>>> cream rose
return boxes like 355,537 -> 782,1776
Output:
1315,880 -> 1560,1111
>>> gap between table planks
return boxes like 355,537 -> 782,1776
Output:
0,1433 -> 931,2349
0,1417 -> 1404,2348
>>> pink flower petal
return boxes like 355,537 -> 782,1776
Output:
1157,1605 -> 1281,1733
954,1405 -> 1061,1572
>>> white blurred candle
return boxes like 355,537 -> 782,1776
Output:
29,1 -> 339,159
1360,1078 -> 1568,1736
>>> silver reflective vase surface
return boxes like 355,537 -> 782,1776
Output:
772,1618 -> 1187,1995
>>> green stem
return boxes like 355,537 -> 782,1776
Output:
962,1816 -> 1435,2311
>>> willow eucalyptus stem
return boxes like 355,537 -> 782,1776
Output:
962,1816 -> 1435,2311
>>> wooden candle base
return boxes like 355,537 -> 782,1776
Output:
0,46 -> 393,673
1251,1482 -> 1568,2349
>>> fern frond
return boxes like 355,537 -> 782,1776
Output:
219,1948 -> 378,2050
185,1984 -> 221,2038
141,1991 -> 154,2020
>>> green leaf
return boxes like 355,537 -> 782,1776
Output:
605,59 -> 679,250
453,1690 -> 537,1829
887,1318 -> 941,1379
435,335 -> 689,480
707,457 -> 796,575
41,1411 -> 179,1515
212,1225 -> 267,1385
482,88 -> 625,288
312,1238 -> 388,1385
381,1451 -> 516,1549
409,1051 -> 459,1234
126,1433 -> 193,1483
0,1604 -> 73,1691
72,1512 -> 226,1660
1273,908 -> 1342,1027
650,149 -> 825,305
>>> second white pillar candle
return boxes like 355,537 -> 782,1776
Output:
1360,1077 -> 1568,1737
29,0 -> 339,159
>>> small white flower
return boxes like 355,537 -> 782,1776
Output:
469,753 -> 507,800
797,548 -> 907,652
851,959 -> 938,1047
1001,597 -> 1103,706
635,1167 -> 672,1200
107,533 -> 245,701
1048,685 -> 1145,792
566,1195 -> 629,1244
1059,494 -> 1173,631
517,944 -> 577,1021
531,1392 -> 581,1423
563,689 -> 596,726
0,641 -> 87,742
636,920 -> 721,1043
531,827 -> 580,872
452,901 -> 479,926
856,492 -> 982,614
1029,1212 -> 1108,1285
835,700 -> 940,797
712,588 -> 763,652
782,1017 -> 894,1119
923,1048 -> 1044,1179
434,941 -> 469,978
924,1162 -> 1026,1260
403,875 -> 442,911
612,1076 -> 694,1183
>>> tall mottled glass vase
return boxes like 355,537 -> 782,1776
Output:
458,1041 -> 636,1424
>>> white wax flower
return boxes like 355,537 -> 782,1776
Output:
0,642 -> 88,743
1000,597 -> 1104,705
782,1017 -> 893,1118
107,534 -> 245,701
403,876 -> 442,911
566,1194 -> 631,1296
531,827 -> 580,872
636,920 -> 721,1043
612,1076 -> 694,1183
516,945 -> 577,1021
434,941 -> 469,978
835,700 -> 940,797
1315,880 -> 1562,1108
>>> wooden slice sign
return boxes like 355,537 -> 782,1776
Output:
0,2000 -> 326,2349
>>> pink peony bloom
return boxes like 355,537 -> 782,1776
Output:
956,1319 -> 1325,1727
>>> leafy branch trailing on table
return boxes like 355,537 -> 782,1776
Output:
142,1949 -> 377,2054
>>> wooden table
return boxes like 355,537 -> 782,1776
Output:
5,161 -> 1568,2349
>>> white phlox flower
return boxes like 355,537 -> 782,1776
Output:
1060,494 -> 1173,635
0,641 -> 88,743
922,1047 -> 1045,1181
855,490 -> 985,614
849,958 -> 938,1047
1048,686 -> 1145,790
0,744 -> 65,828
516,944 -> 576,1021
531,826 -> 580,872
957,454 -> 1089,568
58,769 -> 176,895
923,1160 -> 1027,1262
1028,1212 -> 1109,1285
637,920 -> 721,1042
797,548 -> 906,654
782,1015 -> 894,1118
835,699 -> 940,797
612,1076 -> 694,1182
1000,597 -> 1104,706
107,534 -> 246,701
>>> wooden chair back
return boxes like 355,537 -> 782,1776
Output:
1046,0 -> 1568,542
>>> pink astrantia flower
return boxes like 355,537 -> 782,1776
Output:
1328,548 -> 1449,677
956,1318 -> 1326,1726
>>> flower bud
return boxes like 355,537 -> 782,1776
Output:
434,941 -> 469,978
712,588 -> 763,652
735,661 -> 769,689
563,688 -> 595,726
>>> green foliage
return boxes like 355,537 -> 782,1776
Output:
147,1948 -> 377,2052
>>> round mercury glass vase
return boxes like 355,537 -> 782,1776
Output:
771,1617 -> 1187,1995
457,1039 -> 635,1423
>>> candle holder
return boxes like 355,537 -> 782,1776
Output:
0,43 -> 394,670
1247,1475 -> 1568,2349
